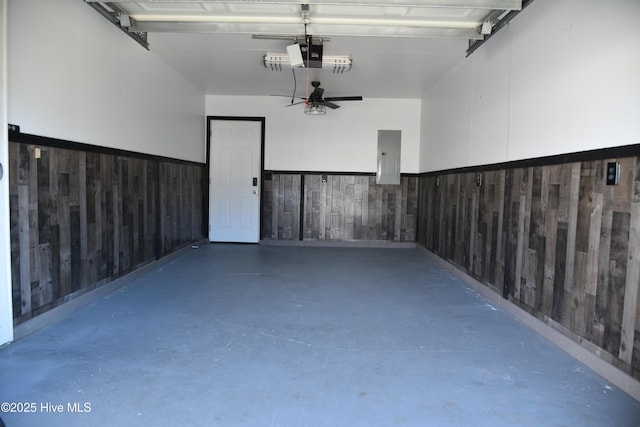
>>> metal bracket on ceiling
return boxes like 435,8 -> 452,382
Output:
466,0 -> 534,56
252,34 -> 330,45
301,4 -> 311,25
84,1 -> 149,50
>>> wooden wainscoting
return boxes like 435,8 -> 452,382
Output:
263,173 -> 418,242
8,136 -> 205,325
418,152 -> 640,380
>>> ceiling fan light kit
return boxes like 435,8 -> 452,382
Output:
304,103 -> 327,115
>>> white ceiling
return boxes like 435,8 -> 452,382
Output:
146,32 -> 467,98
87,1 -> 523,99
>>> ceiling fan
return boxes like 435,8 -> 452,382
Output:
282,81 -> 363,115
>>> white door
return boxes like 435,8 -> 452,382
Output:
209,120 -> 262,243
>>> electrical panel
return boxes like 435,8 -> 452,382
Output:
377,130 -> 401,185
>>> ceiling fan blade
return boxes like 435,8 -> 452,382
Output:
271,94 -> 305,99
309,87 -> 324,100
324,96 -> 363,101
285,100 -> 307,107
322,101 -> 340,109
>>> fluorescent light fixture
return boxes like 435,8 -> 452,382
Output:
304,103 -> 327,115
132,14 -> 479,30
131,15 -> 300,24
264,53 -> 352,73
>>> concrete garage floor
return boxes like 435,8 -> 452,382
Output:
1,244 -> 639,427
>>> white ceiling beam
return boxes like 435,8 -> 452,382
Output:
85,0 -> 522,11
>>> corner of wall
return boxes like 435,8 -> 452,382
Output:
0,0 -> 14,346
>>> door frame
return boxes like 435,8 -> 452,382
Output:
205,116 -> 266,242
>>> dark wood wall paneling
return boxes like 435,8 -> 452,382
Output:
417,153 -> 640,380
263,173 -> 418,242
8,136 -> 205,325
159,162 -> 204,256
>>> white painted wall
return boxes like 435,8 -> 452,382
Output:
206,96 -> 421,173
8,0 -> 205,163
0,0 -> 13,346
420,0 -> 640,172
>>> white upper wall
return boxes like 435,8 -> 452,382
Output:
420,0 -> 640,172
8,0 -> 205,163
206,96 -> 421,173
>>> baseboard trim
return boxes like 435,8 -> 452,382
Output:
417,246 -> 640,402
12,239 -> 208,341
260,239 -> 416,249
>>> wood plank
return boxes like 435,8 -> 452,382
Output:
605,211 -> 630,355
475,173 -> 486,278
634,156 -> 640,337
521,168 -> 534,307
78,152 -> 88,287
596,173 -> 615,327
353,176 -> 363,240
584,191 -> 603,340
485,174 -> 495,278
561,162 -> 581,320
319,176 -> 327,240
369,177 -> 381,240
18,184 -> 31,315
527,167 -> 544,310
57,167 -> 71,299
570,162 -> 595,335
102,155 -> 113,277
552,222 -> 568,322
328,176 -> 337,239
619,200 -> 640,364
447,175 -> 457,260
344,176 -> 355,240
36,242 -> 52,307
394,183 -> 402,241
514,189 -> 526,300
274,174 -> 282,239
9,144 -> 21,319
452,174 -> 462,262
494,170 -> 506,287
70,205 -> 81,292
469,189 -> 478,274
28,146 -> 40,291
490,210 -> 500,288
360,177 -> 369,239
265,174 -> 275,239
571,250 -> 588,335
112,159 -> 121,275
540,208 -> 558,317
302,175 -> 317,240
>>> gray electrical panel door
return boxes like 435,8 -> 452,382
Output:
377,130 -> 401,185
